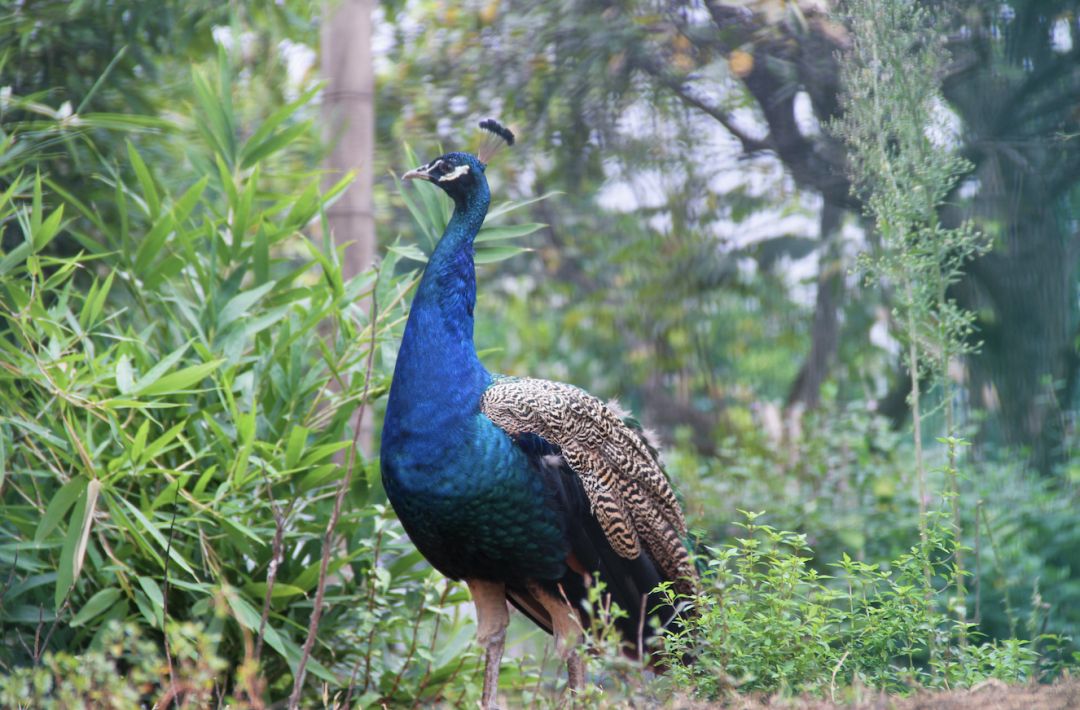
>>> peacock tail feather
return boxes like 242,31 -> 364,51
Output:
481,375 -> 697,599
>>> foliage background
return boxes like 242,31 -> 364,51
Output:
2,0 -> 1080,707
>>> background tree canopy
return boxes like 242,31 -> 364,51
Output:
2,0 -> 1080,707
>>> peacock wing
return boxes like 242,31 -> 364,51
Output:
480,376 -> 696,597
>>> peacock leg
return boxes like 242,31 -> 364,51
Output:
527,580 -> 586,700
467,578 -> 509,710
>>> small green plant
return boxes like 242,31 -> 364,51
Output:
833,0 -> 984,660
0,49 -> 561,707
659,509 -> 1062,700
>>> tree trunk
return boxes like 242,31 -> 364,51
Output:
954,153 -> 1078,471
321,0 -> 376,454
787,202 -> 844,410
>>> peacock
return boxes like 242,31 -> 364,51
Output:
381,119 -> 696,708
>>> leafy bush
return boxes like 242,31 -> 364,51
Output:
0,63 -> 489,708
659,509 -> 1067,701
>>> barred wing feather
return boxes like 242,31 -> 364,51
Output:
480,376 -> 696,598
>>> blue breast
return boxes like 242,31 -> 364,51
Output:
380,176 -> 569,584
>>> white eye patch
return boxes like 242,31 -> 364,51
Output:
438,163 -> 471,182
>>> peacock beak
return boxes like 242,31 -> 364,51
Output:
402,164 -> 436,181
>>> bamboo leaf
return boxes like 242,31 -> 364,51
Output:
217,282 -> 275,330
241,82 -> 321,158
70,587 -> 123,627
231,165 -> 259,260
474,246 -> 532,264
71,479 -> 100,584
130,420 -> 150,463
32,204 -> 66,252
253,224 -> 269,286
133,360 -> 225,397
240,120 -> 313,169
114,496 -> 197,578
387,244 -> 429,264
127,142 -> 160,221
140,421 -> 188,467
485,192 -> 562,220
475,223 -> 546,243
132,213 -> 175,275
128,342 -> 191,394
116,354 -> 134,395
284,425 -> 308,471
35,476 -> 89,542
0,241 -> 31,277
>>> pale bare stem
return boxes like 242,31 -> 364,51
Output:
357,508 -> 390,697
301,274 -> 415,431
938,270 -> 967,648
159,484 -> 182,709
387,578 -> 430,699
255,465 -> 285,662
409,583 -> 454,710
36,585 -> 74,666
289,270 -> 380,710
905,281 -> 933,630
0,548 -> 18,611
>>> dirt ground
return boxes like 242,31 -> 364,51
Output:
704,678 -> 1080,710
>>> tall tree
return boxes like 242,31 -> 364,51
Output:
410,0 -> 1080,465
321,0 -> 376,453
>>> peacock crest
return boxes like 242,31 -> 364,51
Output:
478,118 -> 515,166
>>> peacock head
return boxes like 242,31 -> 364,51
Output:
402,119 -> 515,204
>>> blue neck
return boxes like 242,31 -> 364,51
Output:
384,185 -> 492,444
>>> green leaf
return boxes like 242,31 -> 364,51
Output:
128,342 -> 191,394
44,178 -> 114,243
132,213 -> 175,275
89,270 -> 114,328
474,246 -> 532,264
70,587 -> 123,627
35,476 -> 89,542
116,354 -> 134,395
253,224 -> 270,286
291,551 -> 362,593
114,495 -> 197,579
243,582 -> 306,600
32,173 -> 43,234
231,165 -> 259,260
387,244 -> 429,264
193,67 -> 236,166
284,425 -> 309,471
173,176 -> 209,226
475,223 -> 546,243
127,141 -> 160,221
225,590 -> 337,683
149,474 -> 189,510
32,204 -> 66,252
217,282 -> 275,330
140,421 -> 188,466
56,479 -> 99,611
133,360 -> 225,397
283,181 -> 319,231
485,191 -> 562,220
241,120 -> 314,169
130,420 -> 150,463
0,241 -> 31,277
241,82 -> 321,160
80,113 -> 173,130
138,575 -> 165,627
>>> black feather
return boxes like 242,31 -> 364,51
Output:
479,118 -> 515,146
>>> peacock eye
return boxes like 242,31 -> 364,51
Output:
437,161 -> 453,174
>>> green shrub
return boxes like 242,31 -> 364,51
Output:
0,62 -> 489,708
659,508 -> 1070,701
